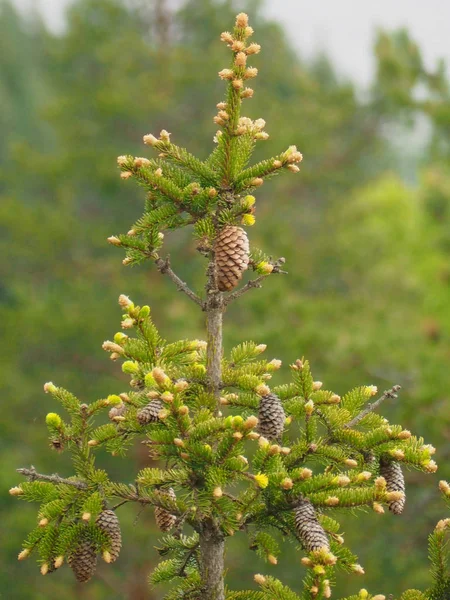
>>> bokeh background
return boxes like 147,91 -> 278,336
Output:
1,0 -> 450,598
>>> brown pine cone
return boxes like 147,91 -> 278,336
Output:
258,393 -> 285,440
294,499 -> 330,552
154,487 -> 177,532
68,540 -> 97,583
380,460 -> 406,515
137,400 -> 162,425
215,226 -> 250,292
96,509 -> 122,563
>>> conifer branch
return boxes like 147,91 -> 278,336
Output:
224,258 -> 287,305
16,467 -> 88,490
345,385 -> 401,428
155,256 -> 205,308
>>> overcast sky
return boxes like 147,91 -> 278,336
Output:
12,0 -> 450,86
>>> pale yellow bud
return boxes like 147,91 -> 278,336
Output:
245,26 -> 254,37
214,116 -> 225,126
398,429 -> 412,439
281,446 -> 291,455
244,416 -> 259,429
134,157 -> 151,168
329,393 -> 341,404
143,133 -> 158,146
345,459 -> 358,467
299,468 -> 313,480
258,436 -> 270,448
231,40 -> 245,52
372,596 -> 386,600
256,343 -> 267,353
357,471 -> 372,481
238,455 -> 249,465
439,480 -> 450,495
301,557 -> 313,567
359,590 -> 369,600
287,164 -> 300,173
159,129 -> 171,142
336,535 -> 344,544
103,550 -> 112,563
386,491 -> 405,502
375,477 -> 387,491
218,68 -> 234,80
9,486 -> 23,496
82,512 -> 91,522
423,460 -> 438,473
88,439 -> 99,447
422,444 -> 436,455
325,496 -> 339,506
174,380 -> 189,392
310,586 -> 319,596
312,381 -> 323,391
336,475 -> 351,486
54,556 -> 64,568
304,400 -> 314,415
40,563 -> 49,576
152,367 -> 168,385
248,432 -> 260,440
232,79 -> 243,89
255,384 -> 270,396
390,449 -> 405,460
18,549 -> 30,561
174,438 -> 184,447
351,564 -> 365,575
268,554 -> 277,565
233,431 -> 243,440
220,31 -> 234,44
254,574 -> 266,585
244,67 -> 258,79
235,52 -> 247,67
43,381 -> 57,393
246,43 -> 261,55
213,486 -> 223,498
180,452 -> 189,459
235,13 -> 249,28
120,171 -> 132,180
255,131 -> 269,140
241,87 -> 254,98
436,518 -> 450,532
281,477 -> 293,490
269,444 -> 281,455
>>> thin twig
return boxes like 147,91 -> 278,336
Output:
16,467 -> 88,490
155,256 -> 205,308
224,257 -> 287,305
345,385 -> 401,429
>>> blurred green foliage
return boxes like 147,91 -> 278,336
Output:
1,0 -> 449,597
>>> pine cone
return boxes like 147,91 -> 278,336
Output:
215,226 -> 250,292
109,402 -> 126,421
68,540 -> 97,583
96,509 -> 122,563
380,460 -> 406,515
137,400 -> 162,425
294,499 -> 330,552
258,393 -> 285,440
154,487 -> 177,532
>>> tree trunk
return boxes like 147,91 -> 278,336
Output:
201,256 -> 225,600
199,521 -> 225,600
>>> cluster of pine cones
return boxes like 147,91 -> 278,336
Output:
69,510 -> 122,583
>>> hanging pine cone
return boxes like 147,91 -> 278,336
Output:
258,393 -> 285,440
294,499 -> 330,552
109,402 -> 126,421
68,540 -> 97,583
154,487 -> 177,532
137,399 -> 162,425
215,226 -> 250,292
380,460 -> 406,515
96,509 -> 122,563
